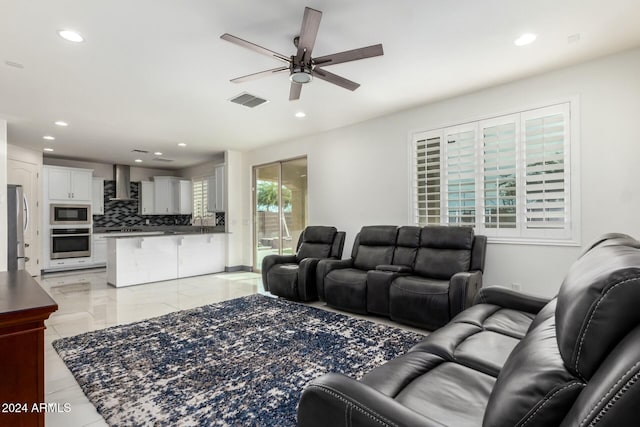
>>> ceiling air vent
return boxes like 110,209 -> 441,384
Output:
229,92 -> 269,108
152,157 -> 174,162
132,149 -> 149,153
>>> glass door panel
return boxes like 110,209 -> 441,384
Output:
253,157 -> 308,272
281,158 -> 308,257
254,164 -> 281,271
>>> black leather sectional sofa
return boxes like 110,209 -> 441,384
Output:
317,225 -> 487,330
298,233 -> 640,426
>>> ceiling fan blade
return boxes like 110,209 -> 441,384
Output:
230,66 -> 289,83
220,33 -> 291,64
295,7 -> 322,63
289,82 -> 302,101
313,44 -> 384,67
312,68 -> 360,91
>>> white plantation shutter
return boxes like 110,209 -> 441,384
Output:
414,131 -> 442,225
480,116 -> 518,234
522,104 -> 571,238
192,177 -> 210,222
445,126 -> 477,225
412,101 -> 576,244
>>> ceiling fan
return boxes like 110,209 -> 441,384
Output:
220,6 -> 384,101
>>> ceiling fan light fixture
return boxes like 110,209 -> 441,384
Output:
290,67 -> 313,84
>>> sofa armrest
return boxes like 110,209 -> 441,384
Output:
261,254 -> 297,292
316,258 -> 354,301
376,264 -> 413,273
297,258 -> 321,302
297,373 -> 446,427
473,285 -> 551,314
448,271 -> 483,318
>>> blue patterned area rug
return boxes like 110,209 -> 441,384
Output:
53,294 -> 425,426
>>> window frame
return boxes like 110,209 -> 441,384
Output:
409,98 -> 580,246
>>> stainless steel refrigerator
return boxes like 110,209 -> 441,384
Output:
7,184 -> 26,270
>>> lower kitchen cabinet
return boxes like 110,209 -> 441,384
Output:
106,233 -> 226,287
92,234 -> 108,265
178,234 -> 225,277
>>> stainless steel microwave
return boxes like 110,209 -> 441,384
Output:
50,204 -> 91,225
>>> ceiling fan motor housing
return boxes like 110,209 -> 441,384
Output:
290,64 -> 313,84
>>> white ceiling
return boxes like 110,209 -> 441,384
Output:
1,0 -> 640,169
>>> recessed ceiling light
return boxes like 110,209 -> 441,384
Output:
178,143 -> 187,147
153,151 -> 163,156
295,111 -> 306,118
43,135 -> 55,140
54,121 -> 68,127
43,148 -> 54,152
58,30 -> 84,43
134,159 -> 143,163
514,33 -> 537,46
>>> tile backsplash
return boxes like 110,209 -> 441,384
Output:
93,181 -> 192,227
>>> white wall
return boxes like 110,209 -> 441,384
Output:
0,119 -> 7,271
43,157 -> 177,181
243,48 -> 640,297
179,154 -> 225,179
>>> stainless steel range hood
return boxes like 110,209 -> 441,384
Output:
110,165 -> 134,200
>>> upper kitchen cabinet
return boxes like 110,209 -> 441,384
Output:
92,178 -> 105,215
178,180 -> 192,215
153,177 -> 192,215
207,164 -> 225,212
45,166 -> 93,202
154,177 -> 175,214
139,181 -> 155,215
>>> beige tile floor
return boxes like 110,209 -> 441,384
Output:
37,268 -> 425,426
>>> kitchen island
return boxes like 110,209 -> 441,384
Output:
106,231 -> 226,287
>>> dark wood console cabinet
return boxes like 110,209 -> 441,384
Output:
0,270 -> 58,427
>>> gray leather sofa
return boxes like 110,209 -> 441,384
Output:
317,225 -> 487,329
262,226 -> 345,302
298,233 -> 640,426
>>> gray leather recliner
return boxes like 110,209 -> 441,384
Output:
262,226 -> 345,302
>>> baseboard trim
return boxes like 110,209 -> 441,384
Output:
224,265 -> 254,273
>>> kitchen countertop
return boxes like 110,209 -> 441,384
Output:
103,230 -> 227,239
94,225 -> 225,234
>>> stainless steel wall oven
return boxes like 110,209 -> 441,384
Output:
50,228 -> 91,259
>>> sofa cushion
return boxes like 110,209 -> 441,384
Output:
393,226 -> 421,267
410,305 -> 528,377
267,264 -> 299,300
357,225 -> 398,246
396,361 -> 494,427
324,268 -> 368,313
413,247 -> 471,280
483,316 -> 584,427
556,238 -> 640,379
421,226 -> 474,250
295,226 -> 337,262
390,276 -> 451,329
296,242 -> 332,262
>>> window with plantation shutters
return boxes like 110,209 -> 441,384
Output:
192,177 -> 215,225
411,101 -> 577,244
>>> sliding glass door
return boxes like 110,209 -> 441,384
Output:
253,157 -> 308,272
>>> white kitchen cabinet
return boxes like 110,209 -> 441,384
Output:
178,180 -> 192,215
207,165 -> 225,212
92,233 -> 108,265
92,178 -> 105,215
107,233 -> 226,287
46,166 -> 93,201
153,177 -> 175,214
139,181 -> 155,215
47,257 -> 93,270
178,234 -> 225,277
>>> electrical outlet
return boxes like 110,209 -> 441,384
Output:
512,283 -> 522,292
